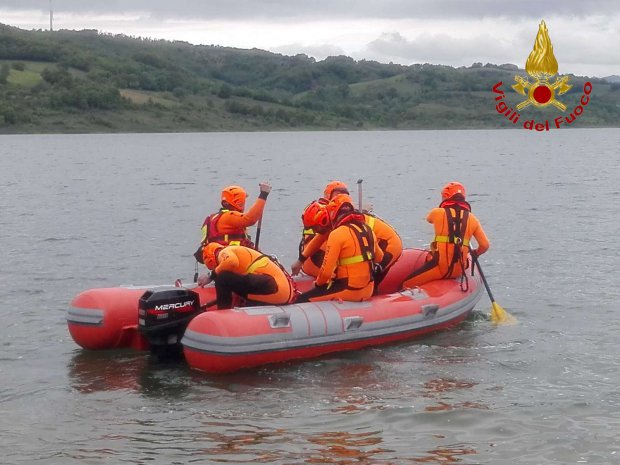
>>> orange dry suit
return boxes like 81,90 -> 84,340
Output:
297,213 -> 384,303
363,213 -> 403,272
194,196 -> 267,263
207,245 -> 295,309
400,199 -> 489,289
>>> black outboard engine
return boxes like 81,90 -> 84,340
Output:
138,288 -> 202,358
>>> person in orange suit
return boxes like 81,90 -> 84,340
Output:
293,195 -> 402,281
294,181 -> 349,277
362,211 -> 402,283
197,242 -> 294,309
297,199 -> 329,277
296,195 -> 384,302
194,182 -> 271,263
400,182 -> 490,290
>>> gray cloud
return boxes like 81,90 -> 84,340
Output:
4,0 -> 620,21
363,31 -> 517,65
1,1 -> 619,76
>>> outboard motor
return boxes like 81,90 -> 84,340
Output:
138,288 -> 202,357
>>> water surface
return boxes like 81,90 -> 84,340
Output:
1,129 -> 619,464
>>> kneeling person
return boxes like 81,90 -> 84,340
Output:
198,243 -> 295,309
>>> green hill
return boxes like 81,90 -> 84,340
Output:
1,23 -> 618,133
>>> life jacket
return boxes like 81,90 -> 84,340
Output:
435,198 -> 472,289
194,209 -> 255,265
298,226 -> 316,256
302,226 -> 316,239
202,209 -> 254,248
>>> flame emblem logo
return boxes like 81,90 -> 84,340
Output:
512,20 -> 572,111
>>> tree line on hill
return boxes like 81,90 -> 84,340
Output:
1,23 -> 618,132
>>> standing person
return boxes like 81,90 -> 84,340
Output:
296,194 -> 384,303
194,182 -> 271,263
197,242 -> 295,309
400,182 -> 490,290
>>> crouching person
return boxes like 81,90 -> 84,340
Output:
197,243 -> 295,309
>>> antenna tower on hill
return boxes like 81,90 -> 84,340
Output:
49,0 -> 54,31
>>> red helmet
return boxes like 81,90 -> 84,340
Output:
323,181 -> 349,200
203,242 -> 224,270
327,193 -> 355,222
221,185 -> 247,211
302,201 -> 331,229
441,182 -> 466,200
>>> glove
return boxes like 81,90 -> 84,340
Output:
197,274 -> 212,287
290,259 -> 303,276
259,182 -> 272,199
373,263 -> 384,278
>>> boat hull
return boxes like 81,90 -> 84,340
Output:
182,275 -> 481,373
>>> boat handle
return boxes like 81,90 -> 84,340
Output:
422,304 -> 439,318
269,313 -> 291,328
344,316 -> 363,331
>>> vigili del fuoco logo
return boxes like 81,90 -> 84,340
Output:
492,20 -> 592,131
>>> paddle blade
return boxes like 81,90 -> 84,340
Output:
491,302 -> 517,325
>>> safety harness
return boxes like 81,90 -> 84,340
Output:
435,199 -> 472,290
336,217 -> 376,281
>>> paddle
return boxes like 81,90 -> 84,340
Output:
255,216 -> 263,249
357,178 -> 363,210
472,254 -> 516,325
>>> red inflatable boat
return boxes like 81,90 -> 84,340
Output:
68,249 -> 482,373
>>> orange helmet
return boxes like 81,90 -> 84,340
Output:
323,181 -> 349,200
203,242 -> 224,270
327,193 -> 355,221
302,201 -> 331,229
221,185 -> 247,211
441,182 -> 466,200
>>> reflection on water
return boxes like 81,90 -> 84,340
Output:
422,378 -> 488,412
412,445 -> 477,463
423,378 -> 477,393
68,350 -> 148,393
328,362 -> 389,414
68,350 -> 193,398
306,431 -> 389,464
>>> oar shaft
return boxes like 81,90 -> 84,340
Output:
255,217 -> 263,249
474,257 -> 496,302
357,179 -> 363,211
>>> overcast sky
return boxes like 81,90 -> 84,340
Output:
1,0 -> 619,77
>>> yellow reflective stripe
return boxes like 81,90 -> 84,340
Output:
246,256 -> 270,274
366,216 -> 375,229
201,225 -> 207,243
303,228 -> 315,236
434,235 -> 470,247
338,252 -> 373,266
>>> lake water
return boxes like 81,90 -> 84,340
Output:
1,129 -> 619,464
